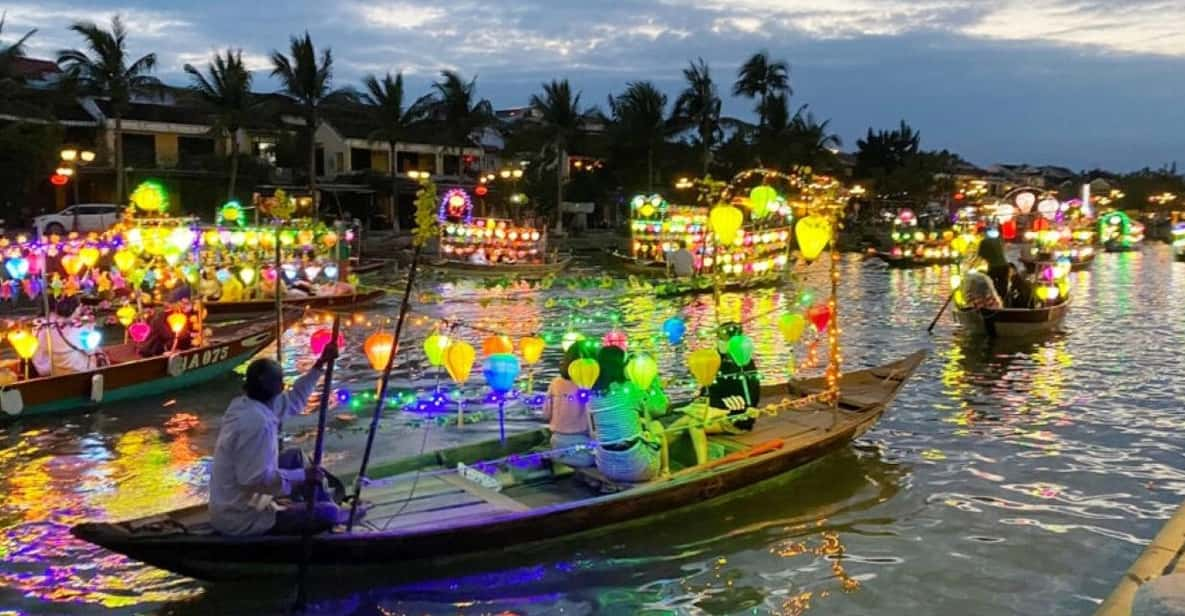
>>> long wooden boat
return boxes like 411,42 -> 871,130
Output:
0,316 -> 287,420
70,350 -> 926,582
1020,251 -> 1096,272
955,298 -> 1070,338
349,259 -> 388,275
875,251 -> 960,268
203,288 -> 385,318
604,249 -> 666,275
422,257 -> 572,278
654,274 -> 783,298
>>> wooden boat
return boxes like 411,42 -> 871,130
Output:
1103,240 -> 1138,253
349,259 -> 388,275
1020,251 -> 1096,272
0,316 -> 287,420
875,251 -> 960,268
654,274 -> 782,298
203,288 -> 385,318
70,351 -> 926,582
955,298 -> 1070,338
604,249 -> 666,275
422,257 -> 572,278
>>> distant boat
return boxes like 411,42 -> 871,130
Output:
955,299 -> 1069,338
203,288 -> 385,318
70,351 -> 926,582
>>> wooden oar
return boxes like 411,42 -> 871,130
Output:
927,291 -> 955,334
295,314 -> 340,610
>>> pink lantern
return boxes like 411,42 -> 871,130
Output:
309,327 -> 346,354
601,330 -> 628,351
128,322 -> 151,343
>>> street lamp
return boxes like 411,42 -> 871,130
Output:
58,146 -> 95,208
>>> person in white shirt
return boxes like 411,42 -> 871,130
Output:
32,296 -> 101,376
209,344 -> 340,536
667,242 -> 696,278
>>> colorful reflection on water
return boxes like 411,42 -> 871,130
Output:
2,246 -> 1185,614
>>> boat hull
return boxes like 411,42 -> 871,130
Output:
423,258 -> 572,278
0,319 -> 281,420
71,351 -> 927,581
1021,252 -> 1096,272
955,300 -> 1069,338
604,249 -> 666,275
875,252 -> 960,268
203,289 -> 385,318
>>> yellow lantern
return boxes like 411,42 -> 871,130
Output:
61,255 -> 82,276
519,336 -> 545,365
113,250 -> 136,273
568,358 -> 600,390
78,246 -> 100,268
709,204 -> 744,245
687,348 -> 721,389
795,215 -> 832,261
166,312 -> 188,335
444,341 -> 476,384
297,229 -> 314,246
116,305 -> 136,327
7,329 -> 38,360
364,331 -> 396,371
322,231 -> 338,248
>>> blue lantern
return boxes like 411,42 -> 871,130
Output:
662,317 -> 686,345
5,257 -> 28,280
483,353 -> 521,394
79,329 -> 102,352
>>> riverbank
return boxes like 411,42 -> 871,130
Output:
1097,499 -> 1185,615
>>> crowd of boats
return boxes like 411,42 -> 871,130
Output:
0,170 -> 1173,600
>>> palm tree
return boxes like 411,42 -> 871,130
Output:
733,51 -> 790,130
529,79 -> 584,233
424,70 -> 494,167
673,58 -> 721,175
609,81 -> 670,192
58,15 -> 161,203
359,71 -> 430,232
0,12 -> 35,86
184,49 -> 253,201
270,32 -> 350,206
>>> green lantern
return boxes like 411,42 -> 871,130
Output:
625,353 -> 659,391
749,185 -> 778,219
727,335 -> 754,366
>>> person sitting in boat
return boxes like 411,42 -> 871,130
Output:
220,274 -> 245,303
959,270 -> 1003,310
286,278 -> 316,298
541,345 -> 595,468
32,296 -> 104,376
198,269 -> 221,302
316,280 -> 354,296
590,364 -> 664,484
667,241 -> 696,278
209,343 -> 343,536
977,231 -> 1009,299
1006,263 -> 1035,308
259,273 -> 285,299
469,249 -> 488,265
708,322 -> 759,432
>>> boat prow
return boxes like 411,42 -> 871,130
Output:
204,288 -> 385,318
71,350 -> 926,582
955,299 -> 1070,338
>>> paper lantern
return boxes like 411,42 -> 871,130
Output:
444,341 -> 476,384
748,185 -> 777,218
281,264 -> 298,282
113,250 -> 135,273
709,204 -> 744,245
61,255 -> 82,276
310,327 -> 345,355
519,336 -> 545,365
322,231 -> 338,248
601,330 -> 627,351
726,335 -> 754,366
483,353 -> 521,394
79,329 -> 102,352
482,335 -> 513,357
423,333 -> 450,367
298,229 -> 314,246
568,357 -> 600,390
166,312 -> 188,335
239,267 -> 255,285
795,215 -> 832,261
304,265 -> 321,281
116,305 -> 136,327
807,304 -> 832,332
687,348 -> 721,389
625,354 -> 658,391
130,181 -> 167,212
323,264 -> 339,280
5,257 -> 28,280
7,330 -> 38,359
364,331 -> 396,371
128,322 -> 151,343
78,247 -> 100,268
661,317 -> 686,345
778,313 -> 806,343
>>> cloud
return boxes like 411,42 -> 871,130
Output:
349,2 -> 447,30
961,0 -> 1185,56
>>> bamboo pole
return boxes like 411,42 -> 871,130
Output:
827,211 -> 841,430
294,315 -> 340,609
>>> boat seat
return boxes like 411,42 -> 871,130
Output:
573,466 -> 647,494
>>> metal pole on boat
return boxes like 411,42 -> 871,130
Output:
274,229 -> 283,366
346,244 -> 421,532
295,314 -> 339,610
38,250 -> 52,377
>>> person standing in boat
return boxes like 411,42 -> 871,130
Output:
209,343 -> 341,536
977,229 -> 1010,299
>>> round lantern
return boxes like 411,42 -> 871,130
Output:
709,204 -> 744,245
310,327 -> 345,355
795,215 -> 832,261
423,333 -> 450,367
482,353 -> 521,394
778,313 -> 806,343
625,354 -> 658,391
482,335 -> 514,357
364,331 -> 396,371
568,358 -> 600,390
687,348 -> 721,389
519,336 -> 545,365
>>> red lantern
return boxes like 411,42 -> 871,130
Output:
807,304 -> 832,332
50,173 -> 68,186
474,185 -> 488,197
309,327 -> 346,355
1001,219 -> 1017,241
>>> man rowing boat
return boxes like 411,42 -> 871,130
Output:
209,343 -> 340,536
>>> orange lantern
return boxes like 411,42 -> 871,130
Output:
166,312 -> 188,335
481,335 -> 513,357
364,331 -> 396,371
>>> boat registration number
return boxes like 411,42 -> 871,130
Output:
184,346 -> 230,370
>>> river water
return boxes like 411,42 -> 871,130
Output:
2,245 -> 1183,615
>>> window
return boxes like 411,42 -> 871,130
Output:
122,133 -> 156,167
77,206 -> 103,215
350,148 -> 372,171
